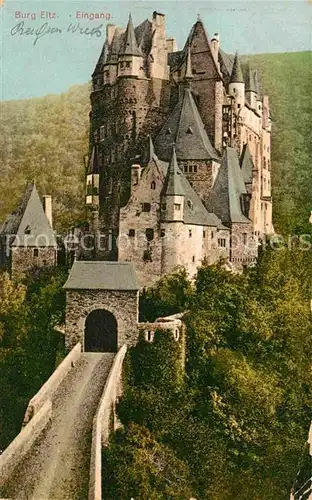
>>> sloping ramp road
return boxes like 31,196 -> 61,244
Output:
3,352 -> 114,500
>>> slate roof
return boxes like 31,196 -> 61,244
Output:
230,52 -> 244,83
162,147 -> 185,196
240,143 -> 255,184
0,183 -> 57,247
245,64 -> 257,93
218,49 -> 235,80
63,261 -> 140,290
206,147 -> 250,224
155,88 -> 219,162
120,14 -> 142,57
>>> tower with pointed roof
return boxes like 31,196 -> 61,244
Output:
229,52 -> 245,109
0,184 -> 57,276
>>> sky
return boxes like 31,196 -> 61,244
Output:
0,0 -> 311,100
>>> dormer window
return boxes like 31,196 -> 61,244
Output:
166,128 -> 172,135
187,200 -> 193,210
186,127 -> 193,134
24,226 -> 31,235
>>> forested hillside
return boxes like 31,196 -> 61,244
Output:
0,52 -> 311,233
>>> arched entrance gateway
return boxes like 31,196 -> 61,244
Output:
64,261 -> 140,352
84,309 -> 117,352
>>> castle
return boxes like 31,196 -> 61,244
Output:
0,11 -> 274,287
84,11 -> 273,287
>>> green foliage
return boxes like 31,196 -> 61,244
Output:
108,248 -> 312,499
0,266 -> 66,448
139,267 -> 193,322
243,52 -> 312,234
102,423 -> 193,500
0,84 -> 90,231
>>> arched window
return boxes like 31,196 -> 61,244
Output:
151,181 -> 156,190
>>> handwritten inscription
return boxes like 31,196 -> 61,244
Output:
10,21 -> 104,45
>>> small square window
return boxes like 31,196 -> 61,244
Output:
189,165 -> 193,173
146,228 -> 154,241
142,203 -> 151,212
161,203 -> 167,211
184,166 -> 188,173
33,248 -> 39,257
126,61 -> 131,68
174,203 -> 181,211
193,165 -> 198,173
129,229 -> 135,237
218,238 -> 226,248
161,229 -> 165,237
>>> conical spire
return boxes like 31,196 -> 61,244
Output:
184,44 -> 193,82
148,134 -> 155,161
230,52 -> 244,83
245,63 -> 257,92
120,13 -> 142,56
163,145 -> 185,196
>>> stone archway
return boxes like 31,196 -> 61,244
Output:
84,309 -> 118,352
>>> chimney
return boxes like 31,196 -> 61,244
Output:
43,195 -> 53,228
166,37 -> 177,53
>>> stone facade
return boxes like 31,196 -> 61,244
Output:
65,289 -> 139,351
11,247 -> 57,276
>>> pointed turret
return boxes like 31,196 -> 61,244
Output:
163,146 -> 185,196
120,14 -> 142,56
230,52 -> 244,83
229,52 -> 245,108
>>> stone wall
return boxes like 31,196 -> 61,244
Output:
88,345 -> 127,500
0,401 -> 52,485
23,343 -> 82,425
230,222 -> 258,269
65,290 -> 139,351
11,246 -> 57,276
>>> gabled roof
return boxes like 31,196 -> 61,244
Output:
155,88 -> 219,161
218,49 -> 235,81
230,52 -> 244,84
0,183 -> 57,247
240,143 -> 255,184
119,14 -> 142,57
206,147 -> 250,224
63,261 -> 140,290
162,147 -> 185,197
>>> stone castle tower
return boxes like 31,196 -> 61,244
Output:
84,11 -> 273,286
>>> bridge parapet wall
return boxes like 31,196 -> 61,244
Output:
0,401 -> 52,485
23,343 -> 82,425
88,344 -> 127,500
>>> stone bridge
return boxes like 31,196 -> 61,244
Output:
0,343 -> 126,500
